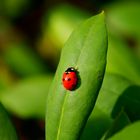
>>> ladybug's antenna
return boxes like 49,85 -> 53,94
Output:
75,66 -> 78,70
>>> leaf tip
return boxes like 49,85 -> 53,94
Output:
101,10 -> 105,14
100,10 -> 105,17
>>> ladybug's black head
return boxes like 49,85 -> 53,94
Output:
65,67 -> 75,73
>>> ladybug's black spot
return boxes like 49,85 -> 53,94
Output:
68,78 -> 71,81
62,78 -> 65,81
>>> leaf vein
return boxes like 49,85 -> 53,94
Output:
56,21 -> 95,140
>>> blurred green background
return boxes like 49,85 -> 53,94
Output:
0,0 -> 140,140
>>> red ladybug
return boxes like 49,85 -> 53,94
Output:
62,67 -> 78,90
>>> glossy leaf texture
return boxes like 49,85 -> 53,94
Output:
81,107 -> 112,140
46,12 -> 108,140
98,73 -> 140,122
0,103 -> 18,140
108,121 -> 140,140
81,73 -> 132,140
96,73 -> 132,117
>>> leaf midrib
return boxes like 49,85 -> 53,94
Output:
55,20 -> 95,140
56,94 -> 68,140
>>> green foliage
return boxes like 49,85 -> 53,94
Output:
96,73 -> 132,117
111,85 -> 140,121
46,12 -> 108,140
102,111 -> 130,140
0,103 -> 18,140
108,121 -> 140,140
106,35 -> 140,84
81,73 -> 131,140
81,107 -> 112,140
81,72 -> 140,140
0,0 -> 140,139
44,4 -> 90,48
1,75 -> 52,118
3,43 -> 47,77
106,2 -> 140,39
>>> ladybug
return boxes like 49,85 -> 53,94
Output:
62,67 -> 78,90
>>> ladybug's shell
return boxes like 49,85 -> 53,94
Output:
62,71 -> 78,90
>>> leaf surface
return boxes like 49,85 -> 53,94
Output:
46,12 -> 108,140
1,75 -> 52,118
108,121 -> 140,140
0,103 -> 18,140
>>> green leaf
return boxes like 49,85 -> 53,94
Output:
80,73 -> 131,140
106,2 -> 140,39
102,111 -> 130,140
94,73 -> 140,122
46,12 -> 108,140
111,85 -> 140,121
3,43 -> 47,77
0,103 -> 18,140
81,107 -> 112,140
106,35 -> 140,84
44,4 -> 90,48
108,121 -> 140,140
96,73 -> 132,117
0,80 -> 8,91
106,2 -> 140,63
1,75 -> 52,118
